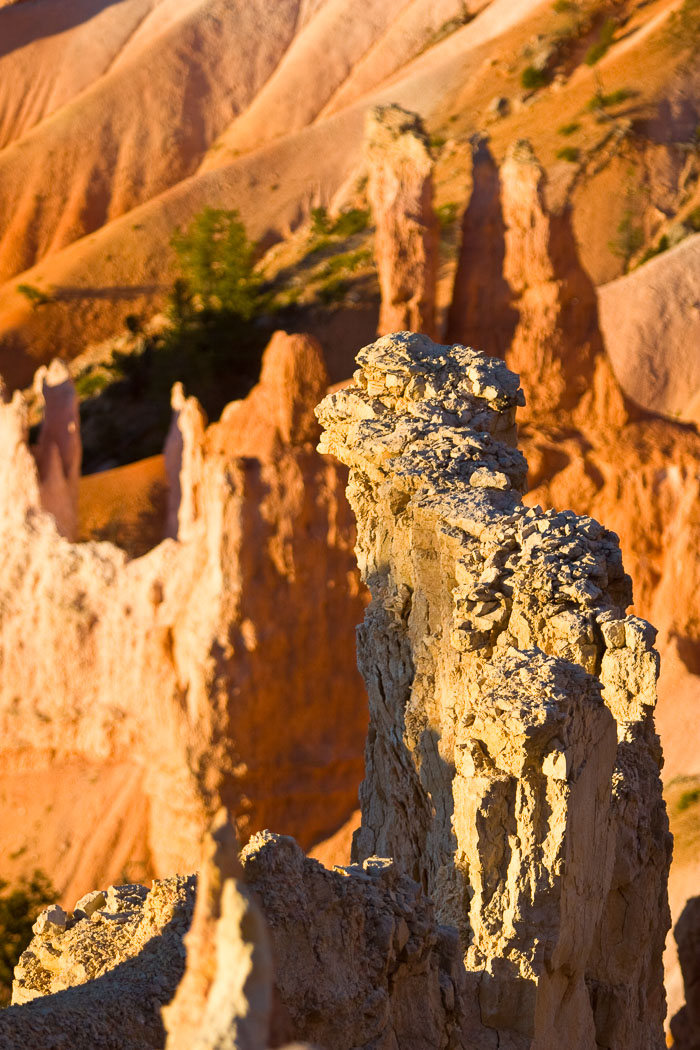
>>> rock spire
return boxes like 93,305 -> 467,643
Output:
365,104 -> 439,340
317,331 -> 670,1048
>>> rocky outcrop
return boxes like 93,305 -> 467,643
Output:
449,139 -> 625,429
5,821 -> 469,1050
1,333 -> 673,1050
446,136 -> 517,357
670,897 -> 700,1050
163,811 -> 272,1050
32,359 -> 82,540
243,831 -> 471,1050
365,104 -> 439,340
0,330 -> 367,905
1,875 -> 195,1050
317,331 -> 671,1049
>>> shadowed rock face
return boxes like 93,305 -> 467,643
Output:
163,811 -> 272,1050
446,136 -> 517,358
1,875 -> 196,1050
0,330 -> 367,904
671,897 -> 700,1050
365,104 -> 439,340
449,139 -> 625,430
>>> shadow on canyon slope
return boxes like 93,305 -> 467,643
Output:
0,0 -> 126,59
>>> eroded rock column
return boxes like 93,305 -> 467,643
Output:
365,105 -> 439,339
317,331 -> 670,1049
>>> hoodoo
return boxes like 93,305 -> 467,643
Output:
317,331 -> 671,1049
365,105 -> 439,340
1,334 -> 671,1050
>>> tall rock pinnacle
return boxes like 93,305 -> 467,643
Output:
317,331 -> 670,1049
365,105 -> 439,340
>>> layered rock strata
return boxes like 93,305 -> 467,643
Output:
0,330 -> 367,903
365,104 -> 439,340
316,331 -> 671,1049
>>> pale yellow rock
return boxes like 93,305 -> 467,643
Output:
317,330 -> 671,1050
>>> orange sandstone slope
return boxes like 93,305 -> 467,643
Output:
0,0 -> 696,397
0,0 -> 666,383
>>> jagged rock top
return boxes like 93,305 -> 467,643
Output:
318,331 -> 524,429
13,876 -> 195,1006
0,877 -> 195,1050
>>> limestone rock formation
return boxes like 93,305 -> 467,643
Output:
1,333 -> 673,1050
447,138 -> 700,802
446,136 -> 517,358
5,824 -> 470,1050
670,896 -> 700,1050
365,104 -> 439,340
449,139 -> 625,430
0,330 -> 367,905
0,875 -> 195,1050
32,358 -> 82,540
242,831 -> 472,1050
163,811 -> 272,1050
317,331 -> 671,1049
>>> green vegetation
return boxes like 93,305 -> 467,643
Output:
16,283 -> 53,309
436,202 -> 459,229
74,370 -> 113,399
171,207 -> 259,318
315,248 -> 373,305
637,235 -> 670,267
422,5 -> 474,51
584,17 -> 616,66
0,870 -> 55,1006
74,207 -> 272,470
687,206 -> 700,232
557,121 -> 580,136
609,208 -> 644,270
316,248 -> 372,279
587,87 -> 635,110
520,65 -> 549,90
678,787 -> 700,812
556,146 -> 580,162
317,275 -> 350,304
329,208 -> 370,238
309,206 -> 369,239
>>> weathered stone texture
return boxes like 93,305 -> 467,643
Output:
0,875 -> 195,1050
242,830 -> 472,1050
164,811 -> 272,1050
365,104 -> 439,340
1,334 -> 671,1050
316,331 -> 670,1049
0,330 -> 367,903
